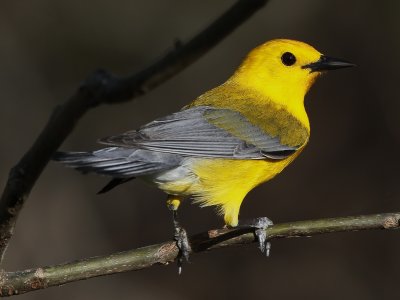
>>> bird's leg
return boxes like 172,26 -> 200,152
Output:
166,195 -> 191,274
240,217 -> 273,256
254,217 -> 273,256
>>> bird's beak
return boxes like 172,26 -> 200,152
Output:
302,55 -> 356,73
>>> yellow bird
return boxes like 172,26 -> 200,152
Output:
55,39 -> 354,263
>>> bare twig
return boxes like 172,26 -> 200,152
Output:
0,0 -> 268,262
0,212 -> 398,297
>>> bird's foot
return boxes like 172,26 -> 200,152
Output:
240,217 -> 273,256
254,217 -> 273,256
174,222 -> 191,274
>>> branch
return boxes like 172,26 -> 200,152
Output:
0,212 -> 398,296
0,0 -> 269,262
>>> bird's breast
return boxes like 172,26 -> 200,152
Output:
190,156 -> 297,193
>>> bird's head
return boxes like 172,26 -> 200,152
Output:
231,39 -> 354,106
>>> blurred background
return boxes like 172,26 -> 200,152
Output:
1,0 -> 400,299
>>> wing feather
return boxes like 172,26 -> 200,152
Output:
99,106 -> 301,160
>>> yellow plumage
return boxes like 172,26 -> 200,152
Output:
159,39 -> 321,226
56,39 -> 354,230
190,158 -> 298,226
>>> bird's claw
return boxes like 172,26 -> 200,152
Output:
174,223 -> 191,274
251,217 -> 273,256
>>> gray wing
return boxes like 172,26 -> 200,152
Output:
99,106 -> 300,160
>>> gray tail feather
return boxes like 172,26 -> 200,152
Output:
53,151 -> 136,193
52,151 -> 119,174
53,151 -> 133,176
53,150 -> 170,178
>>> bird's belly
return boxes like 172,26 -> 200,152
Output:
189,158 -> 294,196
185,157 -> 297,226
141,162 -> 197,195
142,155 -> 298,202
142,155 -> 298,226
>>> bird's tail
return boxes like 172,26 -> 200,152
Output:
53,151 -> 139,193
53,148 -> 179,178
53,151 -> 126,175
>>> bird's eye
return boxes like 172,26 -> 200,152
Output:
281,52 -> 296,66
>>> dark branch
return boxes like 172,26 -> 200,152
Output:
0,0 -> 268,262
0,212 -> 398,297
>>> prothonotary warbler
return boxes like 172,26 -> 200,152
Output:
54,39 -> 354,267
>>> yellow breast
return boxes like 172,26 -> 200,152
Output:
187,150 -> 303,226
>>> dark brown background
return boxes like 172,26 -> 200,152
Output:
1,1 -> 399,299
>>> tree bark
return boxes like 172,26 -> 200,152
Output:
0,212 -> 398,297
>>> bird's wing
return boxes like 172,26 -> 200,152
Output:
99,106 -> 302,160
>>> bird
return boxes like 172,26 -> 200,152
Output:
54,39 -> 354,268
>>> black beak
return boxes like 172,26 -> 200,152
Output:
302,55 -> 356,72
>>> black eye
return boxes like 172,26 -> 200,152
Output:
281,52 -> 296,66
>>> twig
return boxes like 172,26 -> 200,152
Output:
0,212 -> 398,297
0,0 -> 268,262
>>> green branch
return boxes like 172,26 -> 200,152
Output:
0,212 -> 398,297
